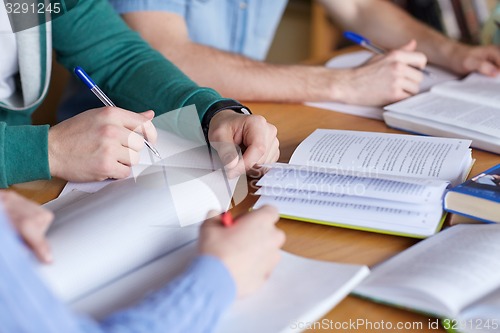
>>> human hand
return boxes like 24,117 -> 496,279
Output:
446,43 -> 500,77
208,110 -> 279,176
330,40 -> 427,106
198,205 -> 285,298
0,191 -> 53,263
48,108 -> 157,182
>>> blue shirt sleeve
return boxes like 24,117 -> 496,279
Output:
108,0 -> 187,15
0,211 -> 236,333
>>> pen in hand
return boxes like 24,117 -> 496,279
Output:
74,66 -> 162,159
343,31 -> 431,76
221,211 -> 234,227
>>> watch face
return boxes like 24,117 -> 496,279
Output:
240,107 -> 251,115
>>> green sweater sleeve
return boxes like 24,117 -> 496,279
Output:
0,123 -> 50,188
51,0 -> 230,122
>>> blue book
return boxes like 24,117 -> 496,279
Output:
444,164 -> 500,223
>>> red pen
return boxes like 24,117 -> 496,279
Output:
221,211 -> 234,227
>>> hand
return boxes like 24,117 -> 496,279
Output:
207,110 -> 279,176
0,191 -> 53,263
199,206 -> 285,297
447,43 -> 500,77
331,40 -> 427,106
48,108 -> 157,182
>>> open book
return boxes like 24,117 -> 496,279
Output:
384,73 -> 500,154
305,50 -> 458,120
39,178 -> 369,333
254,129 -> 473,238
354,224 -> 500,333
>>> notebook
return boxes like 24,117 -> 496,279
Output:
40,179 -> 369,333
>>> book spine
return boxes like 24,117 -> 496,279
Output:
436,0 -> 461,39
460,0 -> 481,43
451,0 -> 472,42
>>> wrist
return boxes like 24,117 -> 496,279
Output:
437,41 -> 469,73
202,100 -> 251,142
47,127 -> 61,179
323,68 -> 353,104
303,66 -> 340,102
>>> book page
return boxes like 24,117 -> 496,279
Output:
256,187 -> 441,212
385,92 -> 500,139
459,288 -> 500,332
288,129 -> 471,183
254,195 -> 443,237
431,73 -> 500,110
71,241 -> 369,333
355,224 -> 500,317
257,167 -> 448,204
305,51 -> 457,120
39,167 -> 238,302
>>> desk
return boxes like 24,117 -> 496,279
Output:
12,103 -> 500,332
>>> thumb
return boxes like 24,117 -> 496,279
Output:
209,129 -> 240,170
140,110 -> 155,120
400,39 -> 417,52
33,239 -> 53,264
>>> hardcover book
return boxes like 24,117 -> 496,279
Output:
445,163 -> 500,223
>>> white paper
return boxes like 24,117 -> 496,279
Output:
289,129 -> 472,185
71,241 -> 369,333
355,224 -> 500,317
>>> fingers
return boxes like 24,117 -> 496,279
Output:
462,46 -> 500,76
100,107 -> 158,144
400,39 -> 417,52
106,161 -> 131,179
19,211 -> 53,263
476,60 -> 499,77
211,140 -> 240,170
25,232 -> 52,263
242,116 -> 277,170
207,111 -> 279,175
2,191 -> 54,263
117,147 -> 140,167
388,48 -> 427,70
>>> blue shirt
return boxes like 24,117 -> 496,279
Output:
0,210 -> 236,333
57,0 -> 287,121
108,0 -> 288,61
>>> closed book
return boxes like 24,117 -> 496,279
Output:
444,164 -> 500,223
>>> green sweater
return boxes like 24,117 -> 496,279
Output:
0,0 -> 231,188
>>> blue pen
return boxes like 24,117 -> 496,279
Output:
343,31 -> 431,76
74,66 -> 162,159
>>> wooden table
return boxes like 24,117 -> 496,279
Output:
12,103 -> 500,332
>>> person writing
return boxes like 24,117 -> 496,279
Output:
0,190 -> 285,333
0,0 -> 278,188
58,0 -> 500,121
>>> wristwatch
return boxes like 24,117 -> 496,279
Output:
202,100 -> 252,142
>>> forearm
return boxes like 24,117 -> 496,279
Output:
158,43 -> 334,102
51,0 -> 229,122
121,12 -> 335,103
319,0 -> 457,68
